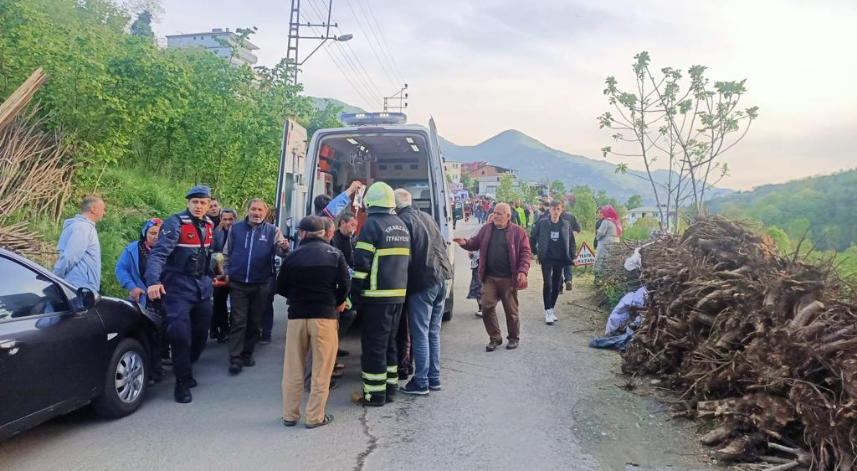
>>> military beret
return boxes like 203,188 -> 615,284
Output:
186,185 -> 212,199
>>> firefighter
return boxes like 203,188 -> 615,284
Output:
350,182 -> 411,407
146,185 -> 216,404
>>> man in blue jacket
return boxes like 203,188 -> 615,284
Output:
146,185 -> 216,404
54,195 -> 105,292
222,198 -> 289,375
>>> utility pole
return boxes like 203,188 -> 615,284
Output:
285,0 -> 352,85
383,84 -> 408,112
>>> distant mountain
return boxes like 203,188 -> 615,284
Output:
309,97 -> 367,115
440,129 -> 732,203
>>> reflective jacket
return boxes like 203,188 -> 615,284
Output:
352,208 -> 411,304
145,210 -> 214,299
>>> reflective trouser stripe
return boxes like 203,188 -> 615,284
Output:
363,289 -> 407,298
362,372 -> 387,381
387,365 -> 398,384
363,383 -> 387,392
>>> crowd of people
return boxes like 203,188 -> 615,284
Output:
51,180 -> 624,429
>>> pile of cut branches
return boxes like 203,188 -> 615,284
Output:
622,217 -> 857,470
0,69 -> 73,264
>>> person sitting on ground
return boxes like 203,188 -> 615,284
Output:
278,216 -> 350,429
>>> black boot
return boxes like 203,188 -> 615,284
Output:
174,377 -> 193,404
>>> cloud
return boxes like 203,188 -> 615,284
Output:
155,0 -> 857,190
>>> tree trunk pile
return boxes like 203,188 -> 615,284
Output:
622,217 -> 857,470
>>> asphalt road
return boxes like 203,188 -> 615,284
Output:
0,219 -> 713,471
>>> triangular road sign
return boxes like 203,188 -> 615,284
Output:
575,242 -> 596,266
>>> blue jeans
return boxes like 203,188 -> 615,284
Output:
407,281 -> 447,388
563,265 -> 572,283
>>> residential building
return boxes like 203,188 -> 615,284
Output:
443,161 -> 462,185
628,205 -> 678,230
166,28 -> 259,67
465,163 -> 517,179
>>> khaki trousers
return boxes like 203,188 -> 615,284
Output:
481,276 -> 520,342
282,318 -> 338,425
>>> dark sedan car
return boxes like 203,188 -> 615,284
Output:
0,248 -> 159,440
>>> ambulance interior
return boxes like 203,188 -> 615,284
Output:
313,133 -> 437,219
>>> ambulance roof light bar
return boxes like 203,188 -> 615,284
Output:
340,112 -> 407,127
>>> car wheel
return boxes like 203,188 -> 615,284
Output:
93,338 -> 148,418
442,289 -> 454,322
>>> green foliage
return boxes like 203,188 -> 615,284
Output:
710,170 -> 856,252
549,180 -> 566,196
765,226 -> 792,254
0,0 -> 332,205
496,174 -> 521,203
569,185 -> 598,232
129,10 -> 153,37
626,194 -> 643,209
624,217 -> 660,241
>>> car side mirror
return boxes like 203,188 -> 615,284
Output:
75,287 -> 100,311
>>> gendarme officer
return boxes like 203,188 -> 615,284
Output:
146,185 -> 216,403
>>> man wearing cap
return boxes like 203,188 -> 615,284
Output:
146,185 -> 216,404
278,216 -> 350,428
350,182 -> 411,407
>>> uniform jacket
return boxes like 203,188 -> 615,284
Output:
54,214 -> 101,292
277,237 -> 350,319
396,206 -> 452,293
352,208 -> 411,304
145,210 -> 214,300
115,240 -> 148,307
460,223 -> 531,288
530,217 -> 575,265
223,219 -> 282,284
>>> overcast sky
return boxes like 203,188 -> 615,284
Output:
153,0 -> 857,191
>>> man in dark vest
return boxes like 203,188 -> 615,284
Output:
146,185 -> 216,403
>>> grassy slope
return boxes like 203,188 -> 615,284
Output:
31,166 -> 192,298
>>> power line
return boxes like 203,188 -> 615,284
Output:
343,0 -> 399,90
305,0 -> 384,105
360,0 -> 406,85
298,9 -> 377,109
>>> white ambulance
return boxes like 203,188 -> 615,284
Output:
275,113 -> 457,320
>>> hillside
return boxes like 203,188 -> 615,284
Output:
440,130 -> 731,203
310,97 -> 367,115
709,169 -> 857,251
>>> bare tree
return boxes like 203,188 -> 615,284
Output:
598,52 -> 759,232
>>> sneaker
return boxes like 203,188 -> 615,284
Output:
400,380 -> 430,396
486,340 -> 502,352
429,382 -> 443,391
283,418 -> 297,427
475,310 -> 483,318
565,281 -> 573,292
306,414 -> 334,429
545,309 -> 555,325
228,360 -> 243,375
551,309 -> 559,323
242,356 -> 256,367
506,340 -> 519,350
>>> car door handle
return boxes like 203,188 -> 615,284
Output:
0,340 -> 21,355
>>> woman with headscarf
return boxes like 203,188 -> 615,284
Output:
116,218 -> 162,306
116,218 -> 166,380
594,205 -> 622,277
